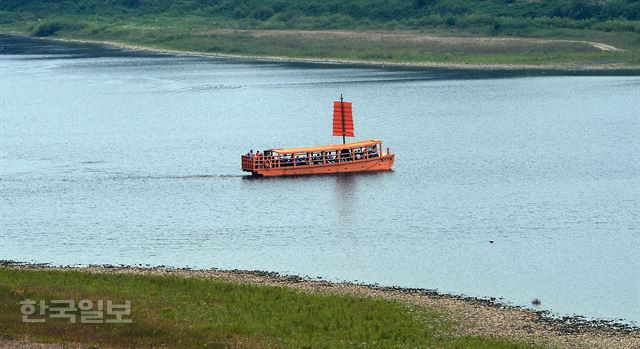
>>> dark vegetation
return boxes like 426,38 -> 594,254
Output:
2,0 -> 639,35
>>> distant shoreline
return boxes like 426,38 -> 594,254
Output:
1,260 -> 638,349
3,31 -> 640,74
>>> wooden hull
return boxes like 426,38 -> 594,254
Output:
251,154 -> 394,177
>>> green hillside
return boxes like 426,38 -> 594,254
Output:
2,0 -> 639,68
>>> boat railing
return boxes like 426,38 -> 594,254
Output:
242,143 -> 388,171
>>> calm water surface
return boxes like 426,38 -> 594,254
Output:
1,35 -> 639,323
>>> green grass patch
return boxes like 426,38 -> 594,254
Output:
4,16 -> 638,67
0,268 -> 545,348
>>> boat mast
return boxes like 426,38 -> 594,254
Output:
340,94 -> 345,144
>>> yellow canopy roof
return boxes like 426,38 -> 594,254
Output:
269,139 -> 380,154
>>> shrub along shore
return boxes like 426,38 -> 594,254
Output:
0,261 -> 638,349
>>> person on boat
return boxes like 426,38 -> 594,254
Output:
340,148 -> 351,162
368,145 -> 378,157
354,148 -> 363,160
255,151 -> 263,168
247,149 -> 254,157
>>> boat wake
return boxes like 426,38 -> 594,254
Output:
104,173 -> 245,181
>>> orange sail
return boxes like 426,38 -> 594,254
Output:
332,99 -> 354,137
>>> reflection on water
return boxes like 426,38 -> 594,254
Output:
1,34 -> 639,323
334,174 -> 358,222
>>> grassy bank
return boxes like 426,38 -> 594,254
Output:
1,0 -> 640,69
0,267 -> 543,349
2,264 -> 639,348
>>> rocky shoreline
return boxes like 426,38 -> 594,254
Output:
1,260 -> 638,349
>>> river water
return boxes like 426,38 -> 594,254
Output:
1,34 -> 639,323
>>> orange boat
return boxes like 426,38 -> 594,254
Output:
241,96 -> 395,177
